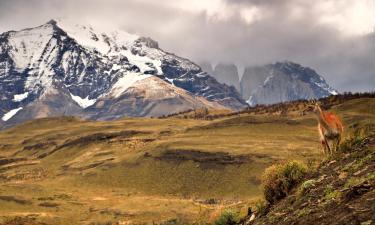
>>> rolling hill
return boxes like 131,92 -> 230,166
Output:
0,95 -> 374,224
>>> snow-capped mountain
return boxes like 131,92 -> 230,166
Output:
0,19 -> 246,127
244,62 -> 338,106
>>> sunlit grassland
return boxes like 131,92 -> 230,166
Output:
0,98 -> 373,224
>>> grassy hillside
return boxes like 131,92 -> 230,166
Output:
249,99 -> 375,225
249,136 -> 375,225
0,97 -> 374,224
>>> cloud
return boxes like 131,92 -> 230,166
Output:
0,0 -> 374,92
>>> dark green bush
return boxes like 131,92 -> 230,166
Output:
214,210 -> 238,225
261,161 -> 307,204
254,199 -> 270,217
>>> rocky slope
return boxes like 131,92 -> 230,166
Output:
0,19 -> 246,127
249,135 -> 375,225
243,62 -> 337,106
85,75 -> 226,120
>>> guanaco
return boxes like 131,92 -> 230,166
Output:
309,100 -> 344,156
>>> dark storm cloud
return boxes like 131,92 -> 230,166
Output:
0,0 -> 374,92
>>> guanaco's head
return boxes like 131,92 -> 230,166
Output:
306,99 -> 322,115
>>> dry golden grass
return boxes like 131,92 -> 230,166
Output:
0,98 -> 373,224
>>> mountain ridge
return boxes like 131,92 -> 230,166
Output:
0,19 -> 246,127
246,61 -> 338,106
198,61 -> 337,106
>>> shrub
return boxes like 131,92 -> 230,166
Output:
194,107 -> 209,119
344,177 -> 366,189
340,135 -> 364,152
323,185 -> 341,202
261,161 -> 307,204
340,123 -> 374,152
214,210 -> 239,225
254,199 -> 269,217
298,179 -> 317,195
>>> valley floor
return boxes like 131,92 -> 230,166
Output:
0,97 -> 374,224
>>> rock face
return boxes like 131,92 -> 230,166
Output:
213,63 -> 240,92
0,20 -> 246,127
240,66 -> 270,100
199,62 -> 241,92
198,61 -> 214,75
241,62 -> 337,106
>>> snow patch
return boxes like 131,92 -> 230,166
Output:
246,96 -> 256,106
56,19 -> 139,55
313,81 -> 338,96
165,77 -> 174,85
8,23 -> 55,70
13,92 -> 29,102
112,64 -> 122,71
263,75 -> 274,85
2,107 -> 23,121
196,72 -> 207,78
70,93 -> 97,108
24,37 -> 58,91
109,72 -> 152,98
116,50 -> 162,75
201,86 -> 210,91
330,90 -> 338,95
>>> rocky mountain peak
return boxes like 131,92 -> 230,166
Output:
46,19 -> 57,26
0,20 -> 246,127
198,62 -> 240,93
137,37 -> 159,49
213,63 -> 240,92
245,61 -> 337,106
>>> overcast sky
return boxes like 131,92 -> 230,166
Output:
0,0 -> 374,92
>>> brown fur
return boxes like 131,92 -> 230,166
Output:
313,102 -> 344,155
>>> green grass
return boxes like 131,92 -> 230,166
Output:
0,98 -> 374,224
323,185 -> 341,202
214,210 -> 239,225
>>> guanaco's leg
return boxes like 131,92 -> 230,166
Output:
335,136 -> 341,152
320,140 -> 326,155
321,139 -> 329,156
324,137 -> 331,156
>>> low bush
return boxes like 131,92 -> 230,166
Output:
340,135 -> 364,152
340,123 -> 374,152
214,210 -> 239,225
254,199 -> 269,217
323,185 -> 341,202
298,179 -> 317,195
261,161 -> 307,204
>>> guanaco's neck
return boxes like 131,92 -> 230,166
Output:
315,105 -> 330,130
